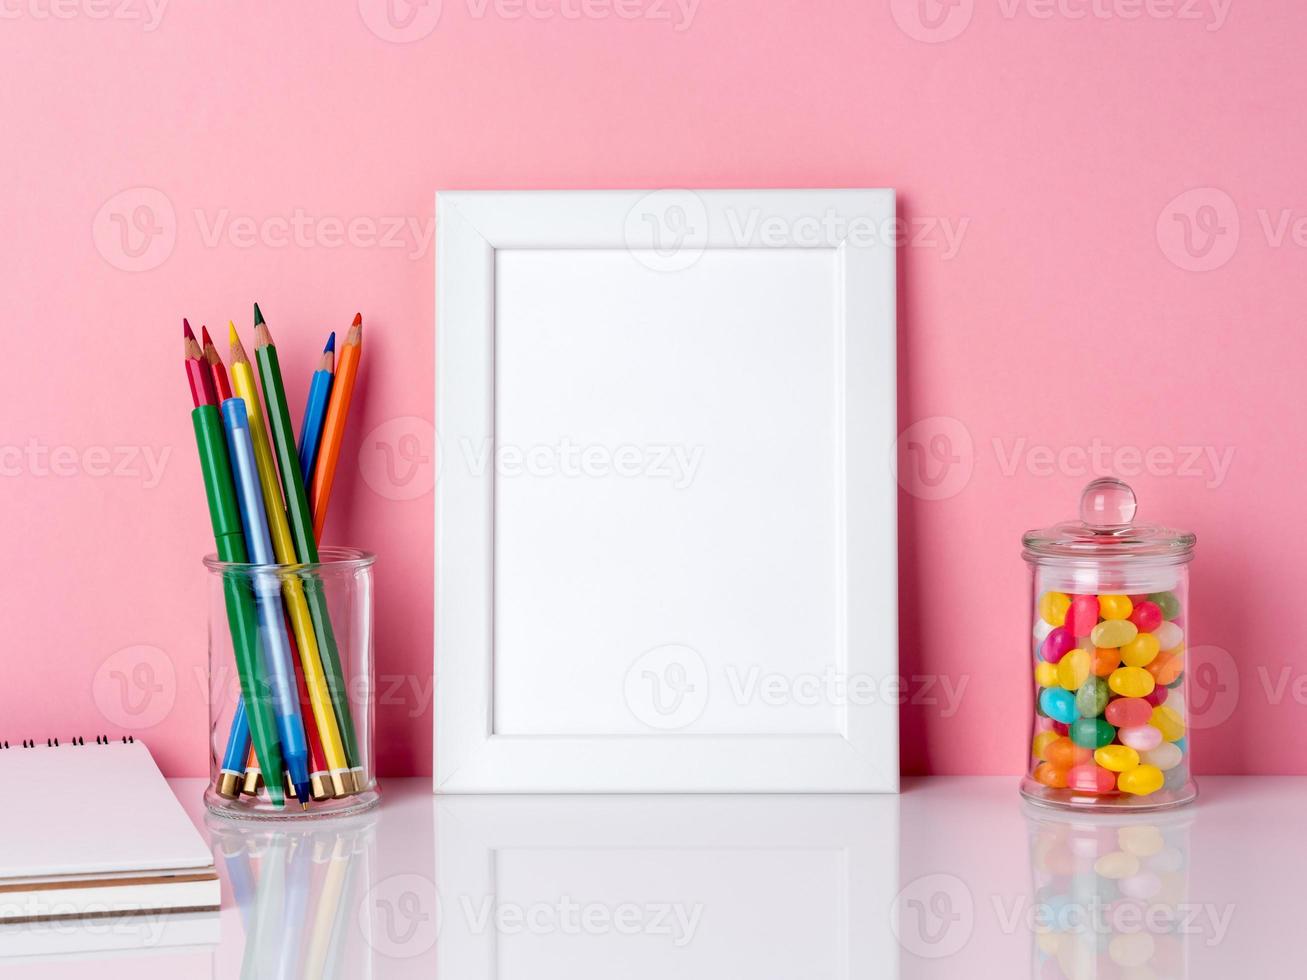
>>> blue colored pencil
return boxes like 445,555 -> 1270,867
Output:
297,333 -> 335,482
218,699 -> 251,792
221,396 -> 314,807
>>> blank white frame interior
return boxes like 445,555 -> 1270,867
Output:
436,189 -> 898,793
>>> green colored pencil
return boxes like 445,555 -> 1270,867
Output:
252,304 -> 361,769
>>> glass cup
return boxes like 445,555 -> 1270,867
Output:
203,547 -> 379,819
1022,479 -> 1197,812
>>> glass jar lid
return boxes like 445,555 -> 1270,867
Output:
1022,478 -> 1196,562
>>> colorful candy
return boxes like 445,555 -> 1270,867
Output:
1041,626 -> 1075,663
1090,619 -> 1138,649
1151,705 -> 1186,742
1098,594 -> 1133,620
1070,716 -> 1116,749
1057,649 -> 1092,691
1094,744 -> 1140,772
1120,632 -> 1160,668
1147,648 -> 1184,686
1032,730 -> 1059,759
1039,591 -> 1071,626
1153,621 -> 1183,650
1119,724 -> 1163,752
1128,600 -> 1163,633
1104,696 -> 1152,728
1065,594 -> 1100,637
1075,677 -> 1110,717
1147,591 -> 1181,619
1045,736 -> 1092,769
1040,688 -> 1079,724
1033,762 -> 1069,788
1143,683 -> 1169,707
1067,763 -> 1116,793
1118,764 -> 1165,795
1091,646 -> 1121,677
1093,850 -> 1140,878
1108,666 -> 1155,698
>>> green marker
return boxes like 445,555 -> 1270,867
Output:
189,391 -> 286,808
252,304 -> 360,769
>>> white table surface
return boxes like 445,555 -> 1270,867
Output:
0,776 -> 1299,978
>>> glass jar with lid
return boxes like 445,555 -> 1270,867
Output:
1021,478 -> 1197,811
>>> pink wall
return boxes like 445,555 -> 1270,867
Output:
1,1 -> 1300,777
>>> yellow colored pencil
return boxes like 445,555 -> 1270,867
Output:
229,323 -> 354,797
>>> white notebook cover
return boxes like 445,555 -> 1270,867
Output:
0,740 -> 217,922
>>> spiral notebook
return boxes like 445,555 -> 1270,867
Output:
0,738 -> 219,924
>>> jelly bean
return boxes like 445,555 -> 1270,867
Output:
1167,671 -> 1185,689
1094,850 -> 1140,878
1139,741 -> 1182,771
1071,717 -> 1116,749
1127,600 -> 1163,633
1147,649 -> 1184,686
1067,763 -> 1116,793
1033,730 -> 1059,759
1108,666 -> 1155,698
1039,591 -> 1071,626
1120,632 -> 1160,668
1094,744 -> 1140,772
1164,765 -> 1189,792
1050,720 -> 1070,736
1045,736 -> 1093,769
1075,677 -> 1110,718
1034,618 -> 1054,643
1147,591 -> 1181,619
1092,646 -> 1121,677
1041,627 -> 1076,664
1117,825 -> 1165,857
1109,932 -> 1156,969
1035,714 -> 1055,733
1033,762 -> 1069,788
1167,692 -> 1186,717
1058,649 -> 1092,691
1119,871 -> 1162,900
1174,736 -> 1187,753
1151,705 -> 1185,741
1090,619 -> 1138,649
1119,724 -> 1163,752
1035,661 -> 1059,687
1146,846 -> 1184,873
1143,684 -> 1169,707
1064,595 -> 1100,637
1040,687 -> 1079,724
1153,621 -> 1183,651
1105,697 -> 1152,728
1118,764 -> 1165,795
1098,594 -> 1133,620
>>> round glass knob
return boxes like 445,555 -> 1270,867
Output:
1080,478 -> 1137,529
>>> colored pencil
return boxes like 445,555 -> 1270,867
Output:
252,303 -> 361,775
310,314 -> 361,539
298,333 -> 335,481
230,322 -> 353,797
216,699 -> 250,799
183,321 -> 285,808
219,391 -> 314,807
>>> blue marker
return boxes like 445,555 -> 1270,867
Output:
221,397 -> 313,806
297,332 -> 336,483
217,700 -> 251,796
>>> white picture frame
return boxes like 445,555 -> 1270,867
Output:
435,189 -> 898,793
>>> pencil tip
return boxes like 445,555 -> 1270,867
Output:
200,324 -> 213,347
253,302 -> 265,326
352,312 -> 362,327
325,332 -> 335,353
182,319 -> 194,340
228,321 -> 239,346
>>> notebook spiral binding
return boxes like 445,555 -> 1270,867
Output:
2,736 -> 135,749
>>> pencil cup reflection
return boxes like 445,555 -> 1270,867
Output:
1026,804 -> 1194,978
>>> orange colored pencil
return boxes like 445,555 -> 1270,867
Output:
309,314 -> 362,540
